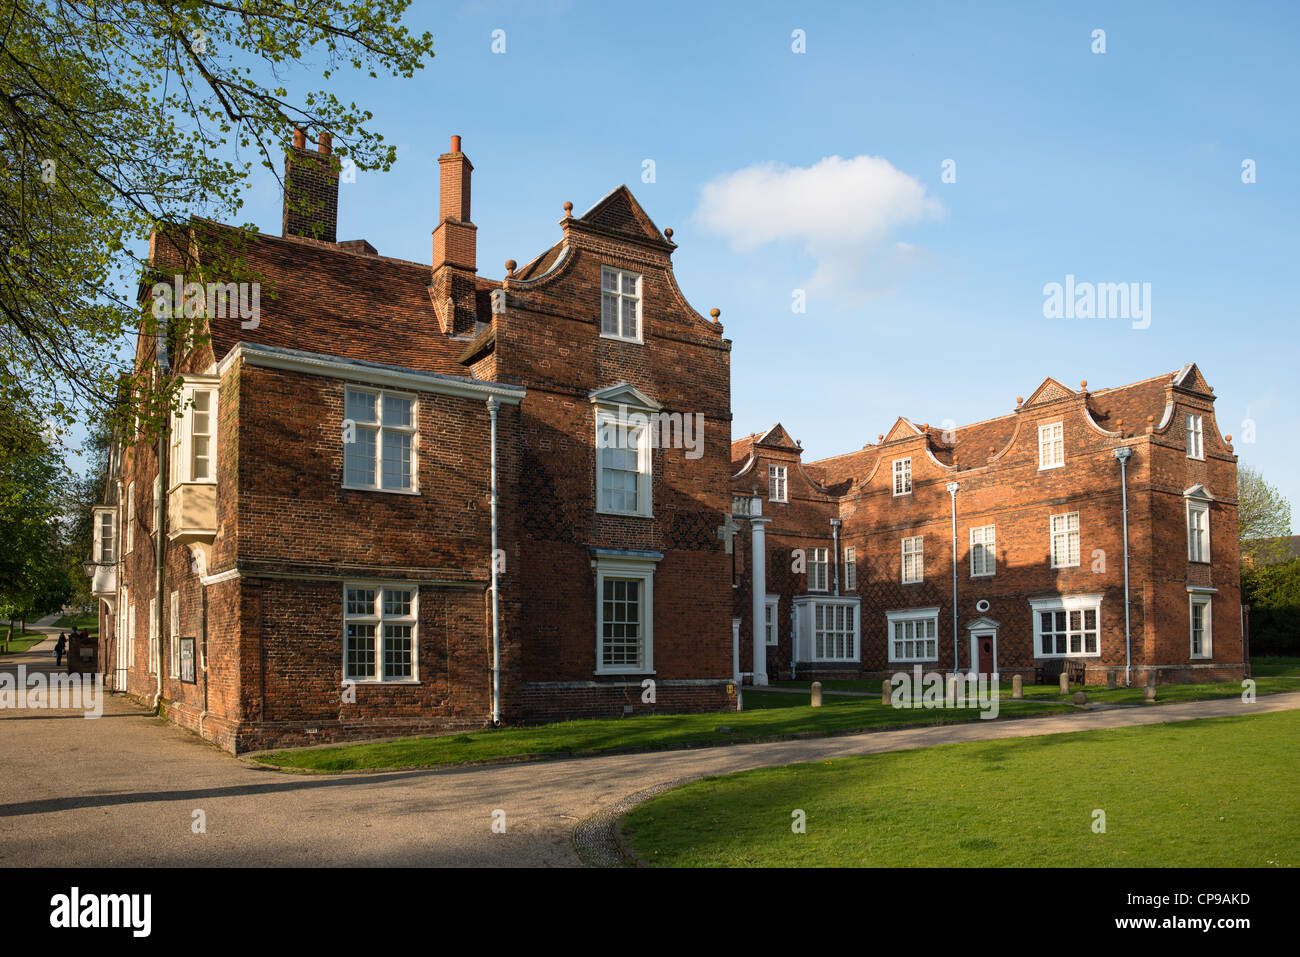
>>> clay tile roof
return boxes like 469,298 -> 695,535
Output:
186,222 -> 472,376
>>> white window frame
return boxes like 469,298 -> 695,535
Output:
342,583 -> 420,683
810,598 -> 859,662
169,590 -> 180,677
1186,413 -> 1204,460
593,553 -> 659,675
1030,594 -> 1103,658
125,482 -> 135,554
93,507 -> 117,564
1187,498 -> 1210,563
808,546 -> 829,592
1189,591 -> 1213,659
123,588 -> 133,671
970,524 -> 995,577
843,546 -> 856,591
887,607 -> 940,663
1049,511 -> 1081,568
1038,421 -> 1064,470
764,594 -> 780,646
893,457 -> 912,496
768,464 -> 788,503
901,535 -> 924,584
600,266 -> 642,343
595,407 -> 653,517
343,386 -> 419,494
169,378 -> 219,488
148,597 -> 158,675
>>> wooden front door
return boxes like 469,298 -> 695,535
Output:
975,632 -> 996,677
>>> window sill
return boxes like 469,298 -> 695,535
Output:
599,332 -> 643,345
888,659 -> 938,666
892,491 -> 912,498
345,679 -> 422,685
1049,564 -> 1081,570
594,670 -> 656,677
1032,653 -> 1101,660
970,572 -> 995,579
596,508 -> 654,520
902,579 -> 924,585
1038,463 -> 1065,472
342,484 -> 421,496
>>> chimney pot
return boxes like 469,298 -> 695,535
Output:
318,131 -> 332,155
450,134 -> 461,153
292,126 -> 306,149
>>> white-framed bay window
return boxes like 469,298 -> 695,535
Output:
807,546 -> 829,591
344,386 -> 417,493
887,607 -> 940,663
1030,594 -> 1102,658
600,267 -> 642,342
592,551 -> 661,674
93,506 -> 116,564
1049,511 -> 1080,568
1185,486 -> 1212,563
1189,589 -> 1214,659
902,535 -> 924,584
970,524 -> 995,577
169,378 -> 219,487
1038,421 -> 1064,470
792,596 -> 860,663
343,583 -> 419,682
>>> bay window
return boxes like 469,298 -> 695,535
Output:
887,607 -> 939,663
1030,595 -> 1102,657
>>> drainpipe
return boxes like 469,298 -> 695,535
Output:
1114,447 -> 1133,687
830,519 -> 841,596
946,482 -> 959,674
152,429 -> 166,710
487,397 -> 502,725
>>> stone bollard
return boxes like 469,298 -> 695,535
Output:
1072,691 -> 1088,706
1106,669 -> 1118,690
1059,672 -> 1070,695
881,679 -> 891,705
811,681 -> 822,708
1011,674 -> 1023,699
1144,672 -> 1157,703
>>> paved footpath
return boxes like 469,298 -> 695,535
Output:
1,665 -> 1296,866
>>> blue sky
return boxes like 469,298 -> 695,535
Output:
178,1 -> 1300,517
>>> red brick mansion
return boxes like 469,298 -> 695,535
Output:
86,134 -> 1244,753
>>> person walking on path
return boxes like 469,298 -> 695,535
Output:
55,633 -> 67,667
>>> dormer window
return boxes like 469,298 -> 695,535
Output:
600,267 -> 641,342
1038,422 -> 1064,470
768,465 -> 787,502
1186,413 -> 1204,459
893,457 -> 912,495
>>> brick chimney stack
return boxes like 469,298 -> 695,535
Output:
431,134 -> 479,336
282,127 -> 339,243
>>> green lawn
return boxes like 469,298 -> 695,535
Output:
54,612 -> 98,637
251,691 -> 1072,772
621,710 -> 1300,867
0,630 -> 48,654
1252,656 -> 1300,677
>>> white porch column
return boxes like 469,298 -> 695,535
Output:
751,515 -> 772,686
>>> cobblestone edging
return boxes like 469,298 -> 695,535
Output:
572,778 -> 690,868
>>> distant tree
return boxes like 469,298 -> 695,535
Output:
1238,466 -> 1292,564
1241,559 -> 1300,657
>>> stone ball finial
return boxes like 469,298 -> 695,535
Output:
877,434 -> 884,442
563,201 -> 573,215
664,227 -> 673,239
505,259 -> 517,276
1080,380 -> 1087,390
709,307 -> 720,321
1226,434 -> 1233,444
1016,397 -> 1023,406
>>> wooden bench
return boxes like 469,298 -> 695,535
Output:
1036,658 -> 1087,686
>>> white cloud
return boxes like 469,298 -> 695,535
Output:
695,155 -> 944,296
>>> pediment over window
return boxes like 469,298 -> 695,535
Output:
1184,484 -> 1214,501
589,381 -> 661,411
